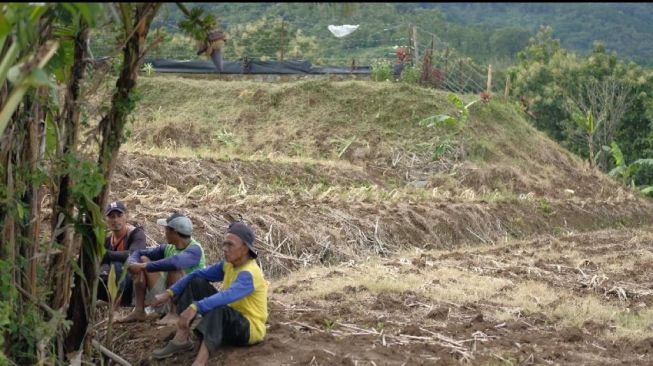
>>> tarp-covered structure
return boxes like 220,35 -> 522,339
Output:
143,58 -> 379,75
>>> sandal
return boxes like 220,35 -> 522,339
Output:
152,339 -> 194,359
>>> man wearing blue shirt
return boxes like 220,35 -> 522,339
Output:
117,213 -> 205,324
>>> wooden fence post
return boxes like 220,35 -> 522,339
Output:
504,74 -> 511,99
486,64 -> 493,94
407,24 -> 413,66
412,24 -> 419,67
280,20 -> 285,61
458,59 -> 464,91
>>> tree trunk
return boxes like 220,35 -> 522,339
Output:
27,87 -> 46,297
64,3 -> 161,354
49,21 -> 89,312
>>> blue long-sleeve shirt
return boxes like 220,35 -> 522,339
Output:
170,261 -> 254,314
127,241 -> 204,273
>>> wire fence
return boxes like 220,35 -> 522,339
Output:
90,18 -> 497,94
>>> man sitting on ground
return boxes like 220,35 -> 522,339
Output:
149,222 -> 269,366
118,213 -> 206,324
98,201 -> 146,309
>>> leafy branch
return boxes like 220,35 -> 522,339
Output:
176,3 -> 217,43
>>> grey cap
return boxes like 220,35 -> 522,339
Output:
157,213 -> 193,236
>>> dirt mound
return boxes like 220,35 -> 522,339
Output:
128,77 -> 630,201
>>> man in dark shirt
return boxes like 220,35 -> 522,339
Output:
118,212 -> 206,324
98,201 -> 147,309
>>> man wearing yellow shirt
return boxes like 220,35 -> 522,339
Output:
150,222 -> 268,366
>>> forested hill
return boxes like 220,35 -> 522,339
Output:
148,3 -> 653,66
423,3 -> 653,66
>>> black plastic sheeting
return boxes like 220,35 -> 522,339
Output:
144,58 -> 391,75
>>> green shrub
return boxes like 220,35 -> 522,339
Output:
371,59 -> 394,82
399,65 -> 419,84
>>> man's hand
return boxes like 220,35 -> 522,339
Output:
128,262 -> 146,275
178,304 -> 197,332
151,291 -> 172,308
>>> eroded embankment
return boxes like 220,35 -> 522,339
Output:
112,153 -> 653,278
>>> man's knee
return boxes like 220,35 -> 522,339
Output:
187,277 -> 216,296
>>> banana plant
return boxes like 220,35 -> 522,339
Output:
104,262 -> 128,345
604,142 -> 653,195
419,93 -> 479,129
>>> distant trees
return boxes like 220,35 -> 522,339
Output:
489,27 -> 531,60
510,26 -> 653,188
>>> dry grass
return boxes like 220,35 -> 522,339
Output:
121,143 -> 364,170
275,256 -> 513,307
271,226 -> 653,349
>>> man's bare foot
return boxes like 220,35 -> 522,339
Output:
191,362 -> 206,366
155,312 -> 180,325
116,309 -> 147,323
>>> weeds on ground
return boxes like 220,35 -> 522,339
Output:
214,127 -> 239,146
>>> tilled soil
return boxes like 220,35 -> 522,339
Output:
103,228 -> 653,366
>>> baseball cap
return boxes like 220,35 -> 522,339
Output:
105,201 -> 127,216
227,222 -> 257,259
157,213 -> 193,237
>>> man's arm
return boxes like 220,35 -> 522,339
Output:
104,227 -> 146,263
193,271 -> 254,314
169,261 -> 225,296
127,244 -> 166,264
144,244 -> 202,272
101,237 -> 113,264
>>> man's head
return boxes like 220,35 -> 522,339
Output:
223,222 -> 257,265
105,201 -> 128,233
157,213 -> 192,244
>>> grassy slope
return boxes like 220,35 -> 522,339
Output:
128,75 -> 620,200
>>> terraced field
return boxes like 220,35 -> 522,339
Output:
97,76 -> 653,365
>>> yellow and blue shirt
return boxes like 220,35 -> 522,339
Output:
170,259 -> 269,344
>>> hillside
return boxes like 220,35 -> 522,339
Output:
100,76 -> 653,365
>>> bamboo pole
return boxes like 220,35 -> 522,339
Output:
92,340 -> 131,366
